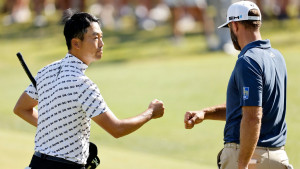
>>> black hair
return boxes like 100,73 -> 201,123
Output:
62,9 -> 100,50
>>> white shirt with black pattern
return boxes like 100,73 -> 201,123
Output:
25,53 -> 110,164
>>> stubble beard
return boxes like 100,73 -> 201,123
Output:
230,27 -> 241,51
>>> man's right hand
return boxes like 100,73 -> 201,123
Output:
184,111 -> 205,129
148,99 -> 165,119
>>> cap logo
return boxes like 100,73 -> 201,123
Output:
229,15 -> 243,21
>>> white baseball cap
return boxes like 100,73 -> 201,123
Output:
218,1 -> 261,29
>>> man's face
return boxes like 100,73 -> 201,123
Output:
229,25 -> 241,51
80,22 -> 104,61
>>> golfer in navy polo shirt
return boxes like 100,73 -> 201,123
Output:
184,1 -> 293,169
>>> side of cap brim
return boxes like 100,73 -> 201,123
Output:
218,22 -> 230,29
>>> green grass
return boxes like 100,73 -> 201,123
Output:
0,16 -> 299,169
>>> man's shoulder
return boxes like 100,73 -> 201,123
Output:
238,47 -> 269,65
237,53 -> 258,65
244,47 -> 284,64
242,47 -> 263,59
37,59 -> 62,75
75,76 -> 98,89
235,53 -> 262,73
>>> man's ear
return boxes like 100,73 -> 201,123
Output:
71,38 -> 81,50
231,21 -> 239,34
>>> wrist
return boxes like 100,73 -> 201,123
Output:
238,160 -> 248,169
143,108 -> 153,120
238,165 -> 248,169
201,109 -> 207,120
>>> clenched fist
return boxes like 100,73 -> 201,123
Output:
184,111 -> 205,129
148,99 -> 165,119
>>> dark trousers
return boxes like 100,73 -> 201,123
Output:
29,155 -> 85,169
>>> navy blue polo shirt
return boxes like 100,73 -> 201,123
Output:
224,40 -> 287,147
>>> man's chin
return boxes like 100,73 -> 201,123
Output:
234,45 -> 241,51
96,53 -> 103,60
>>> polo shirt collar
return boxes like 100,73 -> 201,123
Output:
65,53 -> 88,72
238,39 -> 271,58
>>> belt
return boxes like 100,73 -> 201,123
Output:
224,143 -> 284,150
34,152 -> 83,166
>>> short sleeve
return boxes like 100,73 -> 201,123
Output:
25,83 -> 38,100
235,56 -> 263,106
78,78 -> 110,118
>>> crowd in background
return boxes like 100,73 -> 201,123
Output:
1,0 -> 300,54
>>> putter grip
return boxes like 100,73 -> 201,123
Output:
16,52 -> 37,88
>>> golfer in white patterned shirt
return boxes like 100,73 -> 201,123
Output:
14,10 -> 165,169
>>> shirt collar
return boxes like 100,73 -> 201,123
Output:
238,39 -> 271,58
64,53 -> 88,72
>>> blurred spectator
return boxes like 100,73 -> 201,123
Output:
276,0 -> 289,20
164,0 -> 218,50
2,0 -> 31,26
55,0 -> 86,12
255,0 -> 292,19
1,0 -> 49,27
33,0 -> 47,27
134,0 -> 157,30
131,0 -> 169,30
298,0 -> 300,18
2,0 -> 298,35
90,0 -> 117,29
89,0 -> 168,30
208,0 -> 235,54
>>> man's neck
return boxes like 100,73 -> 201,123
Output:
240,30 -> 262,50
69,50 -> 90,65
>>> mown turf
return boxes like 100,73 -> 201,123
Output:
0,14 -> 299,168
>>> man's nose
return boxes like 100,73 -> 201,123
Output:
99,39 -> 104,46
